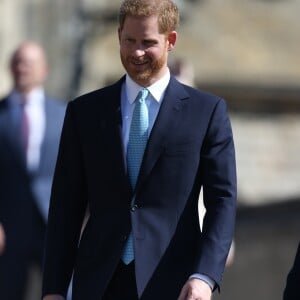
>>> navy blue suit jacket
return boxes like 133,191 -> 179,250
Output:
42,76 -> 237,299
0,94 -> 66,253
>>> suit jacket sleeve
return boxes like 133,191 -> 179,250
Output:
196,98 -> 237,288
42,101 -> 87,297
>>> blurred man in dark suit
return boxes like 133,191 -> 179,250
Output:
283,241 -> 300,300
0,41 -> 66,300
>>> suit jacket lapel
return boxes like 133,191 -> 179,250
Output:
112,99 -> 129,186
135,77 -> 189,191
100,76 -> 189,195
1,96 -> 27,167
102,77 -> 132,192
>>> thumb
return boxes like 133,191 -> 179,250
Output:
178,284 -> 188,300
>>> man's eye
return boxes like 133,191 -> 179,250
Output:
144,41 -> 156,47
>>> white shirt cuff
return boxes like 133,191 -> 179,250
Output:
189,273 -> 215,290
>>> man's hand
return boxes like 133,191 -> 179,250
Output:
0,223 -> 6,255
178,278 -> 212,300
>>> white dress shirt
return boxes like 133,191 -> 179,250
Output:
120,71 -> 215,290
121,71 -> 169,152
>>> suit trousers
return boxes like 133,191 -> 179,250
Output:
102,261 -> 138,300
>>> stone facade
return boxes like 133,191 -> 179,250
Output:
0,0 -> 25,94
0,0 -> 81,100
1,0 -> 300,97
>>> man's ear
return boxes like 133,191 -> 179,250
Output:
167,31 -> 177,51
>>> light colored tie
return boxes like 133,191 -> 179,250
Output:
20,99 -> 29,155
121,88 -> 149,264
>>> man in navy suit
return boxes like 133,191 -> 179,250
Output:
283,241 -> 300,299
0,41 -> 66,300
42,0 -> 237,299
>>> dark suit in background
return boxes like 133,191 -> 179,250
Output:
283,241 -> 300,300
0,42 -> 66,300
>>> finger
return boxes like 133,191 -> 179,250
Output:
177,285 -> 187,300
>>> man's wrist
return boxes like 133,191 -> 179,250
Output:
189,273 -> 215,290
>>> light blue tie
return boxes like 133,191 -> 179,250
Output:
121,88 -> 149,264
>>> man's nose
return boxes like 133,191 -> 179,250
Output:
133,48 -> 146,57
132,43 -> 146,56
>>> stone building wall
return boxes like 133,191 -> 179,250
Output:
2,0 -> 300,98
0,0 -> 25,94
0,0 -> 81,100
214,201 -> 300,300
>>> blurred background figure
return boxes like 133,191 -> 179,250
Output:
283,241 -> 300,300
0,41 -> 66,300
168,57 -> 195,87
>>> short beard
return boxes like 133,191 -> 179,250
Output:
120,50 -> 167,86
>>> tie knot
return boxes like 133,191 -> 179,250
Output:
137,88 -> 149,103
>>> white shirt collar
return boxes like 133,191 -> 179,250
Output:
125,69 -> 171,104
11,87 -> 45,106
